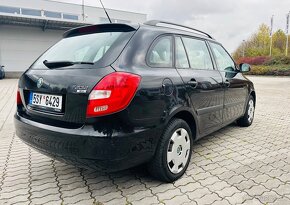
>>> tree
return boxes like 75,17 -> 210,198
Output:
272,29 -> 286,53
233,24 -> 289,59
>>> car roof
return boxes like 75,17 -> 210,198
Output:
63,21 -> 219,44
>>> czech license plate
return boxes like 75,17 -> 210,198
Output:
29,92 -> 62,112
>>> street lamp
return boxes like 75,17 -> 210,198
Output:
286,12 -> 290,56
270,15 -> 274,56
82,0 -> 85,21
242,40 -> 246,57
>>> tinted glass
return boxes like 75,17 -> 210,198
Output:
210,42 -> 235,71
148,36 -> 173,67
175,37 -> 189,68
32,31 -> 132,69
182,37 -> 213,70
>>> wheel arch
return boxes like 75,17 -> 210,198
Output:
166,107 -> 198,141
250,90 -> 256,106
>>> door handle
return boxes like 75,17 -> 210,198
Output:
224,79 -> 230,87
187,79 -> 198,89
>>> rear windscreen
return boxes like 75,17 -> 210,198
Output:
31,30 -> 135,69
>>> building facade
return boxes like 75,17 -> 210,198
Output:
0,0 -> 147,77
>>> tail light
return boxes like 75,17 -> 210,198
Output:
86,72 -> 141,117
17,89 -> 23,105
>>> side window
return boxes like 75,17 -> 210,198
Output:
175,37 -> 189,68
182,37 -> 214,70
148,36 -> 173,67
209,42 -> 236,71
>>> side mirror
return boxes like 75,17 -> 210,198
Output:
239,63 -> 251,73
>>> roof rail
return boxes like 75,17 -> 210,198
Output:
144,20 -> 213,39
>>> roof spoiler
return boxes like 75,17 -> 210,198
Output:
63,23 -> 139,38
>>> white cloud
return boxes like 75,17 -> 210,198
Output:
55,0 -> 290,53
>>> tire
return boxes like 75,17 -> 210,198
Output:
237,95 -> 255,127
147,118 -> 193,182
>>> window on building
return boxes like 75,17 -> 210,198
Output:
21,8 -> 41,16
116,19 -> 131,24
100,17 -> 110,23
182,37 -> 214,70
44,11 -> 61,19
63,14 -> 79,21
0,6 -> 20,14
148,36 -> 173,67
99,17 -> 121,23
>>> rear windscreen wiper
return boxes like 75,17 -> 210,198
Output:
43,60 -> 94,69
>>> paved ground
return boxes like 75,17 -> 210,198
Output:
0,76 -> 290,205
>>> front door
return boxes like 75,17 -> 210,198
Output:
209,42 -> 248,124
175,36 -> 224,135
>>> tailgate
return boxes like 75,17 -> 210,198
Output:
18,67 -> 115,125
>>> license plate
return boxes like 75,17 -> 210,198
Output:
29,92 -> 62,112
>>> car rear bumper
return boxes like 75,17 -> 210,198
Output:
14,113 -> 162,171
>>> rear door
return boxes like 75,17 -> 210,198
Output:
208,42 -> 248,124
175,36 -> 224,136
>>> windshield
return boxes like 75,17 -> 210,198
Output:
31,31 -> 134,69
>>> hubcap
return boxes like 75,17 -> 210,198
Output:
248,99 -> 255,123
167,128 -> 191,174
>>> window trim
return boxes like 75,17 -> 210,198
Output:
207,41 -> 238,72
146,34 -> 174,68
174,36 -> 190,69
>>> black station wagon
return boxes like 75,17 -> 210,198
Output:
15,20 -> 255,182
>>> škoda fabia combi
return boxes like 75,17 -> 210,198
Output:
15,20 -> 255,182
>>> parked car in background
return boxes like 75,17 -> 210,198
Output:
14,21 -> 255,182
0,65 -> 5,79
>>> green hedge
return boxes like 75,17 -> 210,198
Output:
264,56 -> 290,65
236,56 -> 290,66
248,65 -> 290,76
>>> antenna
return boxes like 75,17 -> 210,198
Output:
99,0 -> 112,23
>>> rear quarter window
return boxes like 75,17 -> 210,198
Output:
147,36 -> 173,68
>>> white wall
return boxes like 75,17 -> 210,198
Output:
0,25 -> 63,72
0,0 -> 147,73
0,0 -> 147,24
